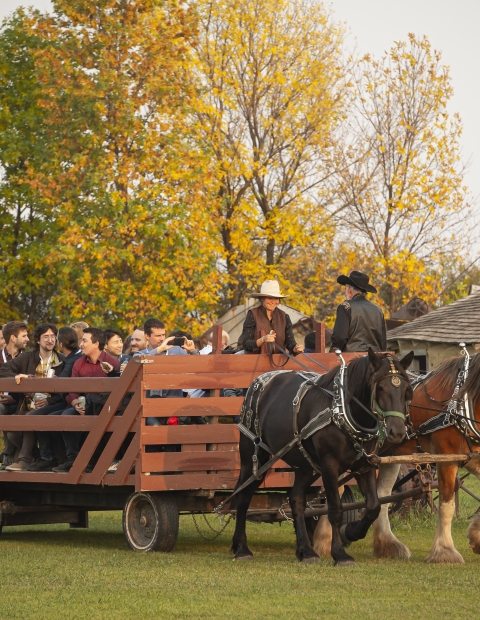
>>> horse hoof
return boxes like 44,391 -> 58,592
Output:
301,556 -> 320,564
234,554 -> 254,561
334,559 -> 356,567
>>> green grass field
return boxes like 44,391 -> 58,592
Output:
1,475 -> 479,620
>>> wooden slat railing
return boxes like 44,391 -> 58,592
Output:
0,342 -> 363,492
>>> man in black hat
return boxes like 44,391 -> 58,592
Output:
330,271 -> 386,352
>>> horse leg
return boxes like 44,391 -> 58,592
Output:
372,463 -> 411,559
231,439 -> 270,560
312,479 -> 345,557
427,462 -> 464,563
289,469 -> 319,563
340,469 -> 380,545
465,453 -> 480,554
322,461 -> 356,566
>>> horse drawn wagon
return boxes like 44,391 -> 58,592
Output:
0,325 -> 357,551
0,326 -> 477,564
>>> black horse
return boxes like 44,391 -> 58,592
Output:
231,349 -> 414,566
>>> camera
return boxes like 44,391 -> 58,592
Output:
172,336 -> 186,347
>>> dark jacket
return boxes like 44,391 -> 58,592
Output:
331,295 -> 386,352
48,350 -> 83,406
240,306 -> 298,354
0,350 -> 65,413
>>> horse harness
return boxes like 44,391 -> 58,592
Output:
406,346 -> 480,451
214,354 -> 409,516
238,356 -> 408,478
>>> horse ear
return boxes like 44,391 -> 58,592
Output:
399,351 -> 415,370
367,347 -> 383,371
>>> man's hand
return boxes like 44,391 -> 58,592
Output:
0,394 -> 15,405
14,374 -> 30,384
119,362 -> 128,375
100,361 -> 114,374
74,402 -> 85,415
294,344 -> 305,354
182,339 -> 196,353
35,398 -> 49,409
156,336 -> 175,354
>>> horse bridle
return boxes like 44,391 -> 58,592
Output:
407,346 -> 480,449
318,350 -> 408,452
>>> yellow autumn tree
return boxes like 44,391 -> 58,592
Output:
21,0 -> 221,333
194,0 -> 346,311
330,34 -> 470,316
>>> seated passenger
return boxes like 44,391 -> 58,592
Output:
0,321 -> 29,464
239,280 -> 304,355
52,327 -> 119,473
0,323 -> 64,471
104,329 -> 123,359
26,327 -> 82,471
304,331 -> 315,353
70,321 -> 89,349
199,330 -> 231,355
133,319 -> 198,453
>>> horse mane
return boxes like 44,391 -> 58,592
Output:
315,355 -> 373,395
425,353 -> 480,407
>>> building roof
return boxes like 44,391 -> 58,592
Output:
387,293 -> 480,345
391,297 -> 432,321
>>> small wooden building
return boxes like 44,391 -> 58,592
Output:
387,292 -> 480,372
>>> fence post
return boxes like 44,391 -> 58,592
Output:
212,324 -> 223,355
314,321 -> 326,353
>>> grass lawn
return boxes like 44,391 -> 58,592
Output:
0,474 -> 479,620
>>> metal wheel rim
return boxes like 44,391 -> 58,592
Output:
127,496 -> 158,550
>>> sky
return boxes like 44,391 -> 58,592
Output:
1,0 -> 479,209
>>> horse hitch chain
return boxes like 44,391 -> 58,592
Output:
417,463 -> 433,492
278,497 -> 294,523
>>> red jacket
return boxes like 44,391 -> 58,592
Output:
66,351 -> 119,405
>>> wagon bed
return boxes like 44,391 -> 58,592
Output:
0,326 -> 365,550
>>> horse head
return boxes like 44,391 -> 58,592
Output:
367,348 -> 414,444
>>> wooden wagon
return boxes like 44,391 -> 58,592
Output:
0,325 -> 370,551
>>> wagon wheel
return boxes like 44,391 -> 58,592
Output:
341,486 -> 362,525
123,492 -> 179,552
306,487 -> 361,544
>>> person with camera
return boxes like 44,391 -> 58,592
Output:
132,320 -> 198,448
52,327 -> 118,473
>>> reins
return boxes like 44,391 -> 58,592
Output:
215,347 -> 409,517
271,342 -> 407,426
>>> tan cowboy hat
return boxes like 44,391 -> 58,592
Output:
250,280 -> 288,299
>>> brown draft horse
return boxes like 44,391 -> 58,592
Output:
312,352 -> 480,563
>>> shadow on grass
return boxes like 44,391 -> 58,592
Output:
0,527 -> 127,551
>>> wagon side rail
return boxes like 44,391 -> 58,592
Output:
0,348 -> 362,490
0,359 -> 142,485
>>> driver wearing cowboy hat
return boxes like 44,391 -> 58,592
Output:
330,271 -> 386,352
239,280 -> 304,355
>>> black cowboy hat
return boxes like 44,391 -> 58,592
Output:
337,270 -> 377,294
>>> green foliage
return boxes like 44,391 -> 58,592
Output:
0,9 -> 61,324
